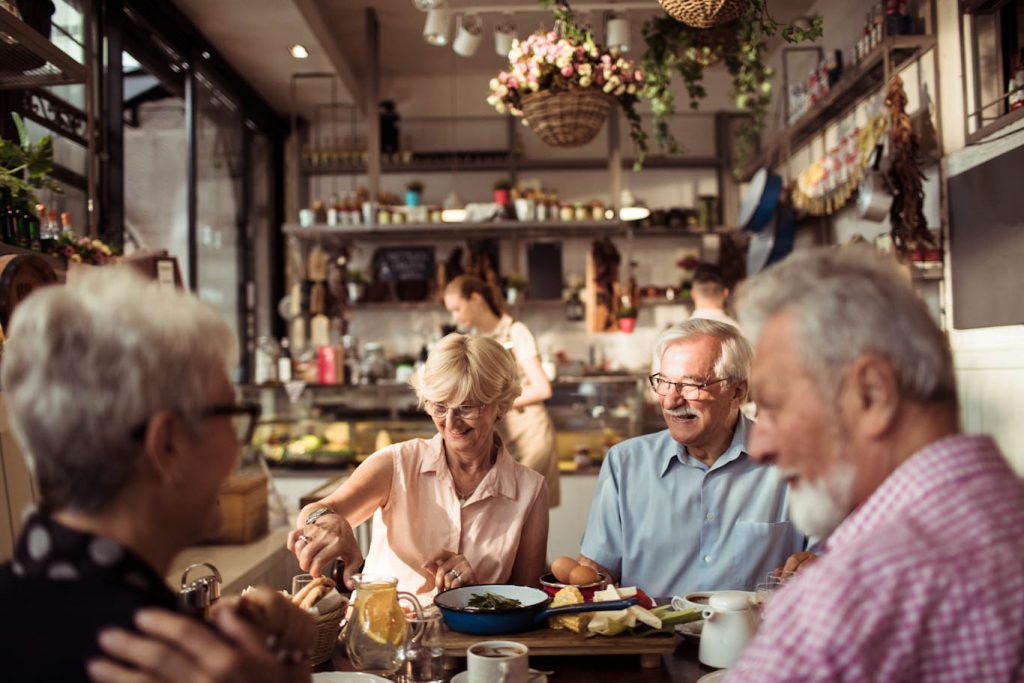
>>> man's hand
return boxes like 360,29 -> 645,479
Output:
87,608 -> 311,683
577,555 -> 617,584
774,551 -> 818,578
214,587 -> 316,665
287,504 -> 362,590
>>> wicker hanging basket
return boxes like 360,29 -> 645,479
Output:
657,0 -> 748,28
520,89 -> 612,148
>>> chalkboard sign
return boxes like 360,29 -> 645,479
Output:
372,247 -> 436,283
949,143 -> 1024,329
527,242 -> 563,300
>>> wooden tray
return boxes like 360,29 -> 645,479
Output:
441,628 -> 677,669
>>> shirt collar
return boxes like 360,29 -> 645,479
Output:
420,433 -> 519,501
658,411 -> 750,477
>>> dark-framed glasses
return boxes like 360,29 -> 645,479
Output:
424,401 -> 484,420
648,374 -> 728,400
202,402 -> 262,444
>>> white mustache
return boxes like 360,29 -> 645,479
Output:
665,407 -> 699,418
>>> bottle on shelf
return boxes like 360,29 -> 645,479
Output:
278,337 -> 293,382
342,334 -> 361,385
254,336 -> 279,385
60,211 -> 73,235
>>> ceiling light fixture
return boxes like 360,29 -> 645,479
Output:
411,0 -> 441,10
605,11 -> 630,52
423,5 -> 450,46
289,44 -> 309,59
494,15 -> 516,57
453,13 -> 484,57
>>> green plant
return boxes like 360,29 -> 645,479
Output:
0,112 -> 61,212
345,268 -> 368,284
493,178 -> 513,191
406,180 -> 424,193
639,2 -> 822,172
617,305 -> 637,319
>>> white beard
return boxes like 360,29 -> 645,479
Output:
786,459 -> 857,539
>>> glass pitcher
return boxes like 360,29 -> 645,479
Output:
343,574 -> 422,675
397,607 -> 446,683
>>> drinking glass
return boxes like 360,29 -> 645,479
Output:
292,573 -> 314,596
397,608 -> 446,683
754,570 -> 794,610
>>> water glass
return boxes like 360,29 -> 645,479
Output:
754,570 -> 794,610
397,608 -> 446,683
292,573 -> 314,596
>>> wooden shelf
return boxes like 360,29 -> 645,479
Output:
738,35 -> 937,181
282,221 -> 717,242
0,10 -> 87,90
302,154 -> 722,176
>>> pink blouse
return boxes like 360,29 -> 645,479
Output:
362,433 -> 547,605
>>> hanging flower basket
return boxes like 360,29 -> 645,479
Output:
657,0 -> 748,28
520,89 -> 612,148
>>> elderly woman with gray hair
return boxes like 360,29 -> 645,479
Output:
0,267 -> 313,683
290,333 -> 549,605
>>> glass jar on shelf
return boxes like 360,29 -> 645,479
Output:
360,342 -> 390,385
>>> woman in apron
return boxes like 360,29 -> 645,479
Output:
443,275 -> 561,507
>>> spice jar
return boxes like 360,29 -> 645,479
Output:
559,204 -> 574,222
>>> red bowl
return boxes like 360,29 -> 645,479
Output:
538,572 -> 610,601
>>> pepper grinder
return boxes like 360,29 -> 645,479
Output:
179,562 -> 222,620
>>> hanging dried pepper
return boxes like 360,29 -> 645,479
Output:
885,74 -> 934,256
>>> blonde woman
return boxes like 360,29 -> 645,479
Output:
443,275 -> 561,507
289,333 -> 549,605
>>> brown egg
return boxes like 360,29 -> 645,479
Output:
551,556 -> 579,584
568,564 -> 600,586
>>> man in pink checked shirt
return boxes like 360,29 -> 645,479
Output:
726,246 -> 1024,683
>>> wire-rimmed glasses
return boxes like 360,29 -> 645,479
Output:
648,374 -> 728,400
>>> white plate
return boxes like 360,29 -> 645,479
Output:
312,674 -> 392,683
451,669 -> 549,683
697,670 -> 728,683
676,619 -> 703,639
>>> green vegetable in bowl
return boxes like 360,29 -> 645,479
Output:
467,592 -> 523,610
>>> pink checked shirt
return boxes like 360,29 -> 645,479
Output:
362,434 -> 547,605
727,434 -> 1024,682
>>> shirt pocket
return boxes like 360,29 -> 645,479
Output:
729,520 -> 799,590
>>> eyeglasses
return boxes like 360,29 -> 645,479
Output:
648,374 -> 728,400
130,402 -> 262,445
424,402 -> 484,420
201,402 -> 262,445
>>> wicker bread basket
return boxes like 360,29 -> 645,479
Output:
657,0 -> 748,28
309,604 -> 345,666
521,89 -> 612,148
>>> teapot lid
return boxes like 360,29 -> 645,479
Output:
708,591 -> 752,611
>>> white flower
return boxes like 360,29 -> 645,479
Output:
489,78 -> 499,90
579,76 -> 592,88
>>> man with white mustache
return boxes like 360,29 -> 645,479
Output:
727,247 -> 1024,682
578,319 -> 809,597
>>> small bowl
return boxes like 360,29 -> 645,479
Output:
538,571 -> 609,601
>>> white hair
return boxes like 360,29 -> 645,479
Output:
409,333 -> 521,418
652,318 -> 752,382
735,246 -> 955,407
1,266 -> 237,512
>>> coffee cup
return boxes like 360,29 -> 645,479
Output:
466,640 -> 529,683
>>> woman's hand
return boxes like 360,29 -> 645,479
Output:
288,503 -> 363,590
213,587 -> 316,665
423,550 -> 477,591
87,608 -> 311,683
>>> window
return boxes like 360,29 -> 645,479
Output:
962,0 -> 1024,142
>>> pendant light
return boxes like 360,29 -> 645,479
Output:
453,13 -> 483,57
423,5 -> 450,46
494,15 -> 516,57
606,11 -> 630,52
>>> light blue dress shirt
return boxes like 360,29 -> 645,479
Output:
581,414 -> 805,597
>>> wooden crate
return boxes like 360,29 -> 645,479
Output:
211,472 -> 268,544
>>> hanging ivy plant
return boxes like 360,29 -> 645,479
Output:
640,1 -> 823,172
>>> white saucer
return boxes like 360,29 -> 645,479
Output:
451,669 -> 549,683
697,670 -> 728,683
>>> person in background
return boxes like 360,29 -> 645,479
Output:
0,267 -> 313,683
689,262 -> 741,330
290,333 -> 548,605
443,274 -> 561,507
727,247 -> 1024,682
579,319 -> 809,597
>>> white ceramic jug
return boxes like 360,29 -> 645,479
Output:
699,590 -> 760,669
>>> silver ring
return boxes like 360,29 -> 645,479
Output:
297,534 -> 310,543
447,568 -> 461,580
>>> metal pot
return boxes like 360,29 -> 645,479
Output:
857,144 -> 892,222
434,584 -> 637,635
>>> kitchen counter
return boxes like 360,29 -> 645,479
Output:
166,524 -> 300,595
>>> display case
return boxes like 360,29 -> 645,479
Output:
240,374 -> 647,470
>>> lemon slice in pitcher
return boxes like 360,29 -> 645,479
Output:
358,590 -> 408,646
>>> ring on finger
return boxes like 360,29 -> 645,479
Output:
447,568 -> 462,581
297,534 -> 310,543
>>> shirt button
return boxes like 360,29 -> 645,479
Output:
704,555 -> 712,563
705,512 -> 714,521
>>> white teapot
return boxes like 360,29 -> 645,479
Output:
699,590 -> 760,669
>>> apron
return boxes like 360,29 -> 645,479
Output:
487,316 -> 561,508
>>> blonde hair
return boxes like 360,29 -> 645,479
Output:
410,333 -> 521,417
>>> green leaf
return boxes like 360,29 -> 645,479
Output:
12,112 -> 30,151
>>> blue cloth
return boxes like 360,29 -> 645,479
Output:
581,414 -> 805,597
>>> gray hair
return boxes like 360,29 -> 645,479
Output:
735,246 -> 955,406
1,266 -> 237,512
410,333 -> 521,418
652,318 -> 752,382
